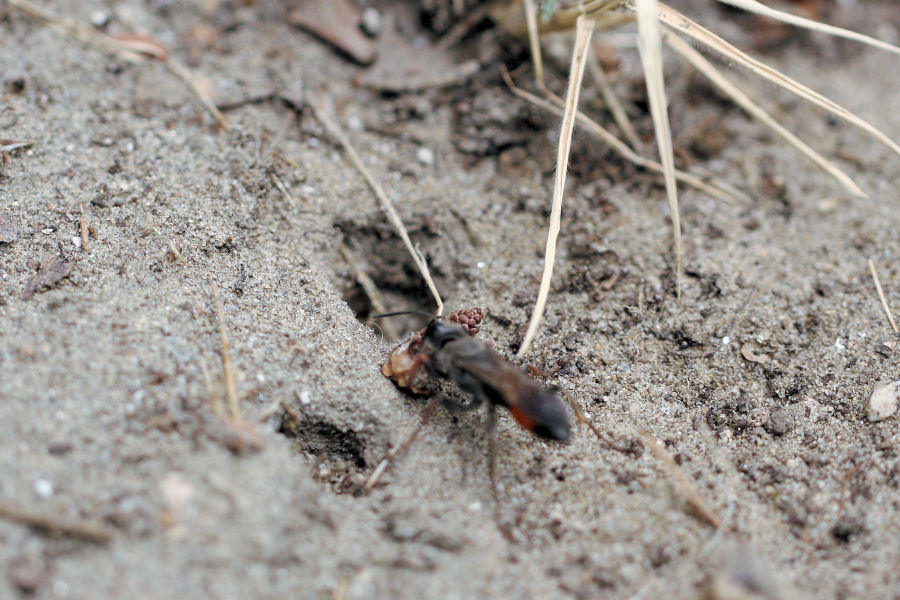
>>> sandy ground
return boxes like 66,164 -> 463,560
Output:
1,1 -> 899,598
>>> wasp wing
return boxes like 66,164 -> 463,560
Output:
446,340 -> 571,442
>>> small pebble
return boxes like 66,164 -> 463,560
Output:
90,10 -> 110,28
71,236 -> 81,249
299,390 -> 311,405
33,479 -> 53,499
347,115 -> 363,132
360,7 -> 382,37
867,380 -> 900,422
416,147 -> 435,166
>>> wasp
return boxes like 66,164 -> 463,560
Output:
381,309 -> 571,442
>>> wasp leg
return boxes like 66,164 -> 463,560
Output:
485,404 -> 514,542
360,398 -> 439,494
486,402 -> 497,486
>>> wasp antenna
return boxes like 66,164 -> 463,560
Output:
370,310 -> 436,320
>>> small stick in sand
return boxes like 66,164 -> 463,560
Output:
0,501 -> 113,544
167,239 -> 187,265
638,431 -> 722,528
79,204 -> 89,252
212,283 -> 241,421
269,171 -> 296,208
868,258 -> 898,334
198,355 -> 223,418
6,0 -> 228,129
339,243 -> 399,340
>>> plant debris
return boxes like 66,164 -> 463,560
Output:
0,500 -> 113,544
867,380 -> 900,422
287,0 -> 377,65
22,256 -> 72,299
0,211 -> 19,243
355,16 -> 479,92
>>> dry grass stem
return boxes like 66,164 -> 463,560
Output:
665,33 -> 865,197
636,0 -> 682,299
164,58 -> 229,129
269,171 -> 296,208
212,284 -> 241,421
79,204 -> 89,252
167,239 -> 187,264
502,69 -> 749,204
436,2 -> 493,51
309,100 -> 444,316
199,356 -> 224,418
522,0 -> 549,95
868,259 -> 899,334
6,0 -> 228,129
639,431 -> 723,528
497,0 -> 630,37
718,0 -> 900,57
655,3 -> 900,159
0,138 -> 36,152
339,243 -> 399,339
0,501 -> 113,543
518,14 -> 594,358
586,48 -> 641,150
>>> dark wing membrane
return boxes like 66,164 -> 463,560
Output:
450,345 -> 571,441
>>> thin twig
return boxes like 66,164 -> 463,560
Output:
638,431 -> 722,528
869,258 -> 899,334
436,1 -> 492,51
198,355 -> 223,417
0,501 -> 113,544
309,99 -> 443,316
79,204 -> 89,252
339,243 -> 399,340
164,57 -> 229,129
0,138 -> 36,152
6,0 -> 228,129
212,283 -> 241,421
270,171 -> 296,208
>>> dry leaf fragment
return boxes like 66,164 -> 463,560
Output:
0,139 -> 36,153
355,16 -> 478,92
22,258 -> 72,299
107,33 -> 169,60
0,211 -> 19,243
288,0 -> 377,65
740,341 -> 770,364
